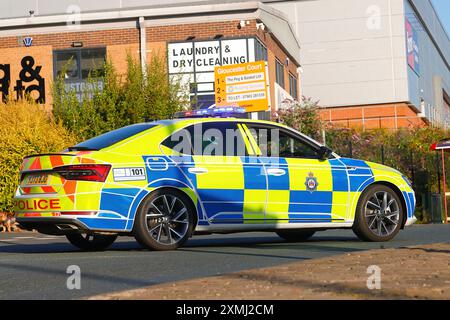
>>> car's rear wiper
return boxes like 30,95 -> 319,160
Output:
67,146 -> 99,152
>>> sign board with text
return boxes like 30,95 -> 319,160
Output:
214,61 -> 269,112
405,17 -> 420,75
168,38 -> 257,109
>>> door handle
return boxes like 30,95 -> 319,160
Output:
266,168 -> 286,176
188,167 -> 208,175
346,166 -> 357,171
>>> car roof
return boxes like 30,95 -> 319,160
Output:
153,117 -> 288,128
150,117 -> 325,149
113,117 -> 333,157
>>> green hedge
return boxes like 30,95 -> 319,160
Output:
277,98 -> 448,222
0,100 -> 75,212
52,54 -> 189,141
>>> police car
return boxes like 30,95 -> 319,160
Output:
14,108 -> 416,251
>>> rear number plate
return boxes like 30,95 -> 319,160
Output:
25,173 -> 49,185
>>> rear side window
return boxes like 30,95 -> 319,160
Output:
161,122 -> 247,156
73,123 -> 157,150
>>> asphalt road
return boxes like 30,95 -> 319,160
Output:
0,224 -> 449,300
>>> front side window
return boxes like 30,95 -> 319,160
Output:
245,124 -> 320,159
161,122 -> 248,156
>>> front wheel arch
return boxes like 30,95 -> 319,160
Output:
357,181 -> 408,229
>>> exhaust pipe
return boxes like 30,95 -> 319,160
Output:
56,224 -> 79,231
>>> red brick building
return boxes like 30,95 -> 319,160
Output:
0,1 -> 301,119
318,103 -> 428,130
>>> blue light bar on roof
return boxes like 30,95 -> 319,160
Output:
174,106 -> 246,118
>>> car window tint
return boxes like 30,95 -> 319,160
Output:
161,126 -> 193,155
74,123 -> 157,150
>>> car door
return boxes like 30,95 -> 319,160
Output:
244,123 -> 349,224
161,120 -> 267,225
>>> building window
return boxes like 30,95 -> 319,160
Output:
54,48 -> 106,81
275,59 -> 284,88
444,91 -> 450,128
444,91 -> 450,110
289,73 -> 298,99
255,39 -> 268,61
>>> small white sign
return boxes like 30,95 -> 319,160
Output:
227,91 -> 266,103
226,72 -> 264,84
226,81 -> 265,93
169,39 -> 251,74
168,38 -> 256,108
113,167 -> 146,181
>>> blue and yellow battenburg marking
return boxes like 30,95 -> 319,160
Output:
14,118 -> 416,232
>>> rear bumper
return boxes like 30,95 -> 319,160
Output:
17,217 -> 89,235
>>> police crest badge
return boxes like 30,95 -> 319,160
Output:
305,172 -> 318,192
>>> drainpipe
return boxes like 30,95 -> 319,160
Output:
138,16 -> 147,76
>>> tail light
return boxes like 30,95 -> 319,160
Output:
54,165 -> 111,182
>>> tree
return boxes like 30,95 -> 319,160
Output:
52,54 -> 189,141
0,99 -> 75,212
275,96 -> 323,141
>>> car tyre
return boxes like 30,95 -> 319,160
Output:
353,184 -> 403,242
66,233 -> 117,251
276,229 -> 315,242
133,189 -> 195,251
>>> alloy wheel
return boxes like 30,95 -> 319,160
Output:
145,194 -> 190,245
364,191 -> 400,237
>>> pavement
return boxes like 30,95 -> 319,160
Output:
0,224 -> 449,300
90,243 -> 450,300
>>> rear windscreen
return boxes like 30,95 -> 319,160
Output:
73,123 -> 158,150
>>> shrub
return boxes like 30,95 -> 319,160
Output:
327,125 -> 448,222
324,125 -> 446,190
0,100 -> 76,212
275,96 -> 323,141
52,54 -> 189,141
277,102 -> 448,222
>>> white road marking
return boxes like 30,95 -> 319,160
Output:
9,236 -> 35,239
0,235 -> 60,242
36,237 -> 60,240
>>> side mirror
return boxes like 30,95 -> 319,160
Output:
319,146 -> 333,160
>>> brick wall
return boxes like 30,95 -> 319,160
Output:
0,46 -> 53,105
0,19 -> 300,111
0,28 -> 139,49
256,27 -> 299,97
0,20 -> 431,128
147,20 -> 256,42
146,19 -> 301,109
319,103 -> 428,129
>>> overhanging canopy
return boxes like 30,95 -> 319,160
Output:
430,139 -> 450,151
